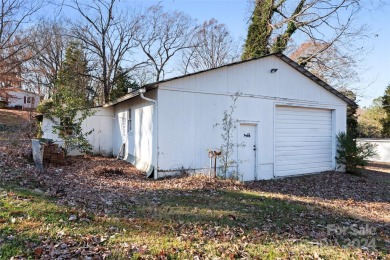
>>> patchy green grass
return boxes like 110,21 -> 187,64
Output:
0,184 -> 386,259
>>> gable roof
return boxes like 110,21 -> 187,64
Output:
104,53 -> 357,107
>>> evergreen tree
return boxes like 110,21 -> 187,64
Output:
336,132 -> 377,174
55,42 -> 90,102
241,0 -> 273,60
41,41 -> 94,155
381,84 -> 390,137
110,67 -> 139,101
339,88 -> 358,139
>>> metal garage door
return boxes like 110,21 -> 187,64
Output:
275,106 -> 333,177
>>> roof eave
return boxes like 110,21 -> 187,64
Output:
103,84 -> 158,107
105,52 -> 357,108
274,53 -> 357,107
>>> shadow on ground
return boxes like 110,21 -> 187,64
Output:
1,154 -> 389,258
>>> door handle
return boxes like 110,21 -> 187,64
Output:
253,145 -> 256,151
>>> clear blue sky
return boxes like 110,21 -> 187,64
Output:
132,0 -> 390,107
357,5 -> 390,107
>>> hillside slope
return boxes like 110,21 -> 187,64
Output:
0,108 -> 32,126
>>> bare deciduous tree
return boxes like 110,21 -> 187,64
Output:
23,20 -> 69,96
290,40 -> 359,89
135,5 -> 197,82
0,0 -> 44,88
64,0 -> 142,103
182,19 -> 239,74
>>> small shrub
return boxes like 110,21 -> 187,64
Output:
336,132 -> 377,174
216,92 -> 242,179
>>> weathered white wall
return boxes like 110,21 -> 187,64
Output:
7,90 -> 40,109
41,107 -> 114,156
156,55 -> 347,180
81,107 -> 114,156
112,90 -> 157,175
357,139 -> 389,162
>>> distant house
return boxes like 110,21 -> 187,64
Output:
0,88 -> 42,110
42,53 -> 355,181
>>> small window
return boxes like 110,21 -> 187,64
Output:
127,109 -> 132,132
23,96 -> 35,104
25,97 -> 32,104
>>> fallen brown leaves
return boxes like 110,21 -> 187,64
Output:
0,108 -> 32,126
23,235 -> 111,260
38,156 -> 243,215
247,166 -> 390,223
0,109 -> 37,170
1,153 -> 388,258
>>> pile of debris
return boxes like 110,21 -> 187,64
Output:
42,142 -> 66,166
32,139 -> 66,171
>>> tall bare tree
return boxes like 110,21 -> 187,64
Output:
0,0 -> 44,88
290,40 -> 361,89
182,19 -> 239,74
64,0 -> 142,103
23,20 -> 69,96
135,5 -> 197,82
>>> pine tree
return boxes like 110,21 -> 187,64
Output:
44,41 -> 94,155
110,67 -> 139,101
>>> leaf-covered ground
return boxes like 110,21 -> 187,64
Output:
0,109 -> 389,259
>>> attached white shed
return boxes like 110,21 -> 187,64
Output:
42,107 -> 114,156
42,53 -> 354,181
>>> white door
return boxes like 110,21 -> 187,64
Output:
275,106 -> 333,177
239,124 -> 257,181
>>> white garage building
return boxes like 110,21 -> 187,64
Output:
42,53 -> 355,181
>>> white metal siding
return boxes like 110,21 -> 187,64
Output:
156,55 -> 347,180
42,107 -> 114,156
112,91 -> 157,175
275,106 -> 333,177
